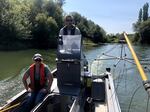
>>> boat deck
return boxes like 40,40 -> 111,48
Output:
0,71 -> 121,112
51,78 -> 108,112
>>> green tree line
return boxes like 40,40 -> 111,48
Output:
0,0 -> 107,50
133,2 -> 150,44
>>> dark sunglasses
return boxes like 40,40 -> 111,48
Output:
35,58 -> 41,62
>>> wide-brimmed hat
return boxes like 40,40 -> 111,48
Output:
32,53 -> 43,61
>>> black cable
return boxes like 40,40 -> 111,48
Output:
127,86 -> 142,112
123,60 -> 127,92
146,95 -> 150,112
115,69 -> 122,91
123,44 -> 127,57
145,67 -> 150,73
103,44 -> 119,54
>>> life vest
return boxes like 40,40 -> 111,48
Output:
63,25 -> 75,35
29,63 -> 45,90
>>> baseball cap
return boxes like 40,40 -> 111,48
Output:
32,53 -> 43,61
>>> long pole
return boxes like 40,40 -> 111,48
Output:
123,33 -> 148,81
124,33 -> 150,96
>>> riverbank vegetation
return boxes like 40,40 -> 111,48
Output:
107,2 -> 150,44
133,2 -> 150,44
0,0 -> 107,50
1,0 -> 150,50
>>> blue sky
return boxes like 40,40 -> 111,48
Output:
63,0 -> 150,34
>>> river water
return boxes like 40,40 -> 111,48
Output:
0,44 -> 150,112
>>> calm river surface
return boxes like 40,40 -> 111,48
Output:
0,44 -> 150,112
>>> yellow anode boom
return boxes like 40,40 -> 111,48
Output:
123,33 -> 148,81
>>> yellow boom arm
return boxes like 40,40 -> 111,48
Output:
124,32 -> 150,96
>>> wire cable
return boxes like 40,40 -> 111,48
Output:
146,95 -> 149,112
127,86 -> 142,112
103,44 -> 119,54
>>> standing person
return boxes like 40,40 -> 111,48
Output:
59,15 -> 88,67
59,15 -> 81,36
21,53 -> 53,112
